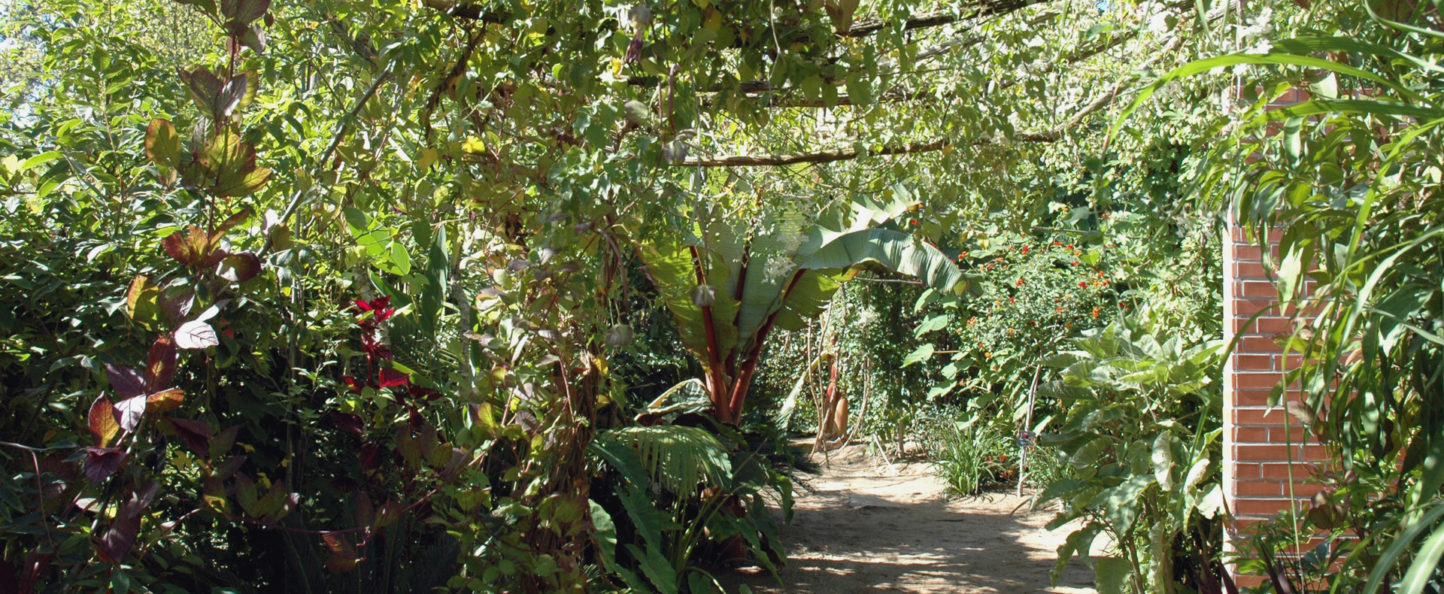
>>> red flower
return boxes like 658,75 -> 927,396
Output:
354,296 -> 395,325
1071,260 -> 1079,266
1052,241 -> 1062,247
1008,297 -> 1015,304
909,218 -> 919,227
343,376 -> 365,393
1016,278 -> 1024,286
378,367 -> 410,388
1078,281 -> 1087,288
1021,245 -> 1029,255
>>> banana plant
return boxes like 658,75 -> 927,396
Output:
636,185 -> 961,424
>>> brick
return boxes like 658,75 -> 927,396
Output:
1232,244 -> 1264,261
1299,444 -> 1330,460
1255,317 -> 1295,334
1234,300 -> 1279,316
1241,281 -> 1278,298
1260,462 -> 1319,480
1233,354 -> 1277,370
1232,227 -> 1285,243
1234,390 -> 1281,407
1231,408 -> 1307,427
1235,261 -> 1273,279
1235,498 -> 1294,517
1268,426 -> 1318,442
1237,336 -> 1283,353
1234,373 -> 1284,390
1234,480 -> 1283,497
1232,462 -> 1261,479
1233,427 -> 1271,443
1236,444 -> 1298,461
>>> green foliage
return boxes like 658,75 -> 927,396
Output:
636,187 -> 961,424
591,416 -> 793,593
1037,321 -> 1226,594
1120,1 -> 1444,590
912,231 -> 1125,408
924,412 -> 1018,496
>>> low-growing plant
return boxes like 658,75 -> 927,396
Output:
926,414 -> 1017,496
1037,321 -> 1231,594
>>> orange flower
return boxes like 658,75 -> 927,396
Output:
1091,307 -> 1099,318
1055,306 -> 1063,313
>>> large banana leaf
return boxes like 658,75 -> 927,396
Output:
637,232 -> 740,369
636,187 -> 961,419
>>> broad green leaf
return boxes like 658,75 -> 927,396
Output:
1094,556 -> 1133,594
902,343 -> 934,368
18,151 -> 62,173
145,119 -> 179,169
915,314 -> 950,337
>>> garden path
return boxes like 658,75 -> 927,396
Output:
724,443 -> 1099,593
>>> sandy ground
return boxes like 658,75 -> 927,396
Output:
721,443 -> 1100,593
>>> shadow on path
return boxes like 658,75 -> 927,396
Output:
720,445 -> 1099,593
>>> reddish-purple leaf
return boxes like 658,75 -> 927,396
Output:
378,368 -> 409,388
0,557 -> 17,594
178,68 -> 224,119
145,335 -> 178,392
82,447 -> 126,484
212,455 -> 247,481
212,207 -> 252,242
227,0 -> 271,26
145,388 -> 185,413
159,288 -> 195,326
95,484 -> 157,564
167,417 -> 212,456
175,321 -> 219,350
115,395 -> 146,433
210,425 -> 240,458
104,364 -> 146,399
321,531 -> 359,573
96,513 -> 139,564
360,444 -> 380,470
88,396 -> 120,447
160,226 -> 211,267
329,412 -> 363,435
342,376 -> 365,394
216,251 -> 261,283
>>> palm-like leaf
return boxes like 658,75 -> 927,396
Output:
636,185 -> 962,421
595,425 -> 732,494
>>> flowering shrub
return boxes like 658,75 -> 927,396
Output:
910,232 -> 1126,411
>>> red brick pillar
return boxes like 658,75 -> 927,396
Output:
1222,224 -> 1327,584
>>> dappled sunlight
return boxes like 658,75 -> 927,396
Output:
722,445 -> 1099,593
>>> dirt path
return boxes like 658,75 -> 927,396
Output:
724,443 -> 1099,593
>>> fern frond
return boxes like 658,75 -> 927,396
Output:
598,425 -> 732,494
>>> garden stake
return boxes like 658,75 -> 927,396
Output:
1017,365 -> 1042,497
